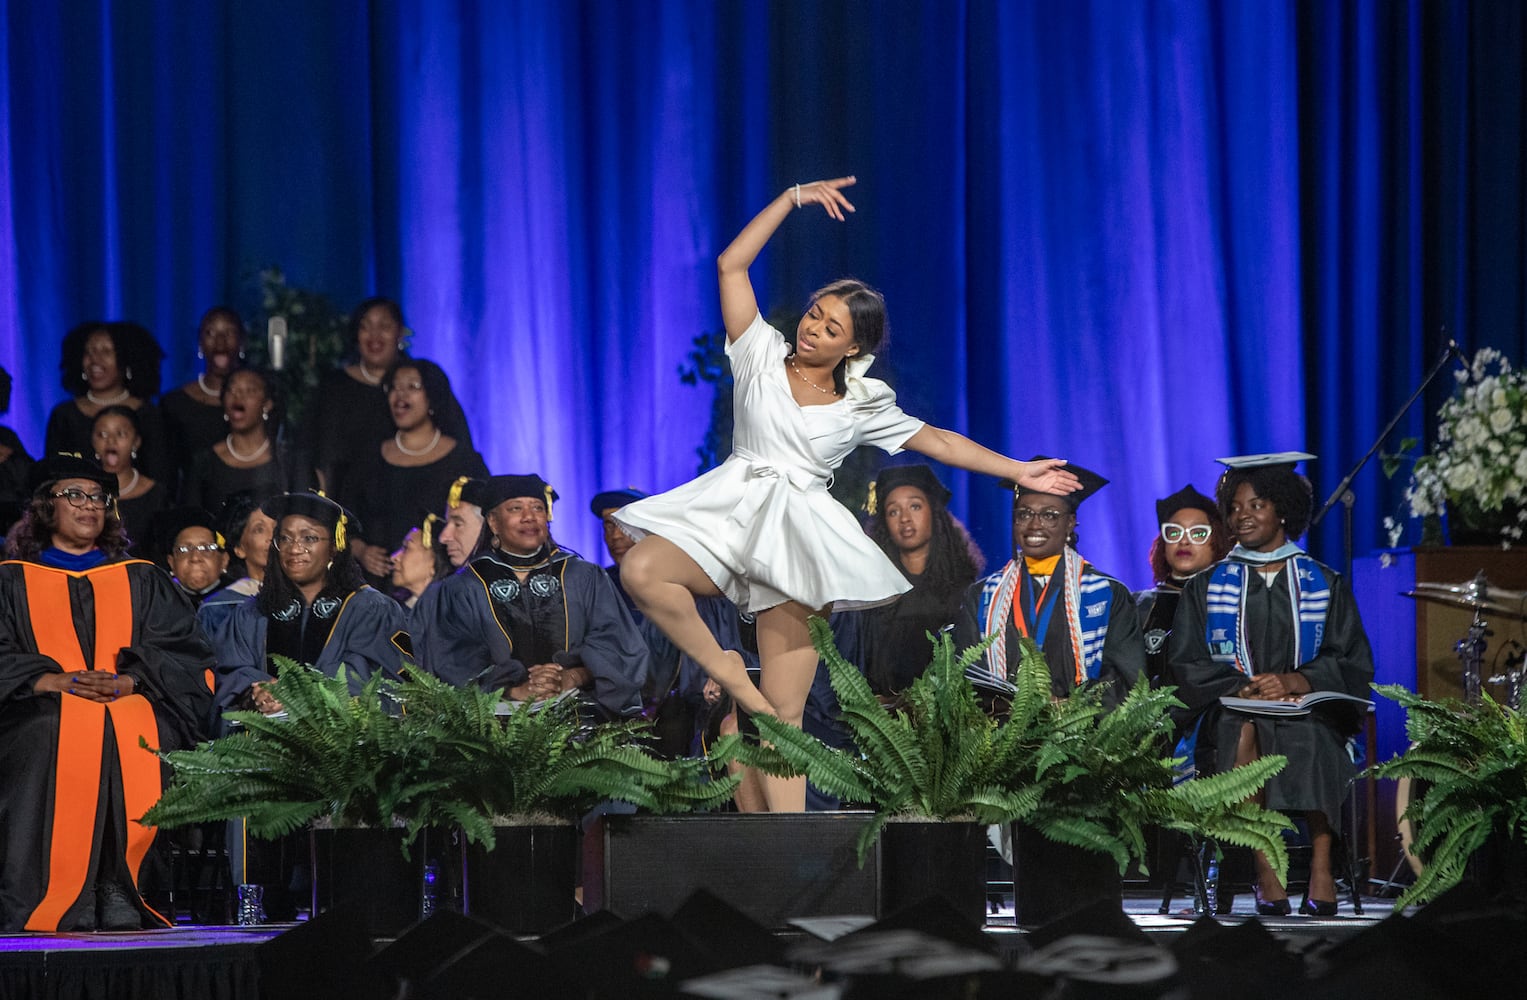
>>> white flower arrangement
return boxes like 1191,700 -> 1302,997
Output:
1406,348 -> 1527,546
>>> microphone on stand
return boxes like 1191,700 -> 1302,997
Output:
268,316 -> 288,371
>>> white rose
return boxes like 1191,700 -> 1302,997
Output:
1447,463 -> 1479,493
1492,388 -> 1509,408
1491,408 -> 1515,435
1515,450 -> 1527,481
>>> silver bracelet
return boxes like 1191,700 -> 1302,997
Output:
793,182 -> 801,208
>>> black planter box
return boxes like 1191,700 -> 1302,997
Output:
462,824 -> 579,934
880,820 -> 989,925
1010,822 -> 1122,926
584,813 -> 882,929
310,827 -> 424,937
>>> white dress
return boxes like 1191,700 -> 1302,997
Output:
614,312 -> 925,614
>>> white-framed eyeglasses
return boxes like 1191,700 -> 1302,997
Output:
1161,522 -> 1213,545
170,543 -> 222,556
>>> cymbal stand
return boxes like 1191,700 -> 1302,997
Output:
1485,644 -> 1525,711
1457,607 -> 1488,705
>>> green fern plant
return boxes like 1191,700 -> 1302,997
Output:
145,659 -> 740,855
1366,683 -> 1527,907
723,619 -> 1290,878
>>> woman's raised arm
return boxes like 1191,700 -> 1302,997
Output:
902,424 -> 1081,495
717,176 -> 858,342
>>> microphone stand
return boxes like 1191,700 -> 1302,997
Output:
1312,340 -> 1462,577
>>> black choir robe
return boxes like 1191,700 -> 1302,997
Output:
1167,558 -> 1374,823
411,546 -> 648,718
863,570 -> 965,695
0,557 -> 214,931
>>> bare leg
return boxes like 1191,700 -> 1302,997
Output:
718,707 -> 768,812
1306,811 -> 1337,902
753,602 -> 821,813
1234,720 -> 1287,902
620,537 -> 771,717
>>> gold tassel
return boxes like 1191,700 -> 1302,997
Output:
334,514 -> 347,551
447,476 -> 466,509
544,484 -> 554,522
215,531 -> 226,549
865,481 -> 878,515
421,514 -> 437,549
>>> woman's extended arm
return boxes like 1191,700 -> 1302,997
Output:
717,177 -> 858,342
902,424 -> 1080,495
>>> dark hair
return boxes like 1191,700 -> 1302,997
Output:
1147,507 -> 1232,585
91,404 -> 142,435
221,366 -> 287,432
3,494 -> 129,561
807,279 -> 887,394
384,358 -> 467,438
1215,467 -> 1314,540
0,364 -> 11,414
198,305 -> 247,339
256,533 -> 367,617
347,296 -> 406,353
59,321 -> 164,398
868,496 -> 984,600
216,490 -> 263,576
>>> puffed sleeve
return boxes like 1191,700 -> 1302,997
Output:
846,376 -> 925,454
723,313 -> 788,382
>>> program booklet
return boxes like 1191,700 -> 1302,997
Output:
1219,690 -> 1373,717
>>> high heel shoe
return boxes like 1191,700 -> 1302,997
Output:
1301,897 -> 1338,917
1253,885 -> 1291,916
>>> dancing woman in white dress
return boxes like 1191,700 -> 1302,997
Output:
616,176 -> 1078,811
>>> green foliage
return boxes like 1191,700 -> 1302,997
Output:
721,621 -> 1292,875
1366,683 -> 1527,907
145,661 -> 740,857
240,268 -> 354,430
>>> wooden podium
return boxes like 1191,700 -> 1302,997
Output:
1412,546 -> 1527,702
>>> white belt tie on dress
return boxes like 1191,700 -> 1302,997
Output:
735,451 -> 831,492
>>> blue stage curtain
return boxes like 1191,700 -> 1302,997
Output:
1,0 -> 1524,575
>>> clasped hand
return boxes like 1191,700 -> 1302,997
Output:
1237,673 -> 1309,701
35,670 -> 136,702
511,663 -> 589,702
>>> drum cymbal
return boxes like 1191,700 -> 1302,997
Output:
1405,582 -> 1527,619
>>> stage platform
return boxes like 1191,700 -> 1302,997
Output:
0,892 -> 1394,999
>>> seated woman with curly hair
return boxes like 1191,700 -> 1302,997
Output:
862,464 -> 984,694
0,454 -> 213,931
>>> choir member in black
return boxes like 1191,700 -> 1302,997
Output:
439,475 -> 491,568
1135,484 -> 1229,687
181,367 -> 312,515
592,487 -> 750,757
306,297 -> 475,493
957,462 -> 1143,709
412,475 -> 647,718
160,306 -> 246,481
342,359 -> 486,588
45,321 -> 172,484
863,464 -> 984,694
1169,455 -> 1373,916
391,516 -> 453,609
152,506 -> 230,603
92,405 -> 168,555
210,492 -> 404,715
0,365 -> 33,537
0,454 -> 214,931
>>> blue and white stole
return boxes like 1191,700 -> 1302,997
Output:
978,548 -> 1116,685
1204,543 -> 1329,677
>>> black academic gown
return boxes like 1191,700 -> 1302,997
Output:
957,556 -> 1144,710
1168,558 -> 1375,823
863,570 -> 964,695
210,583 -> 405,713
411,547 -> 648,718
0,556 -> 215,931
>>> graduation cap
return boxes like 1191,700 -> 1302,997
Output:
261,491 -> 360,551
445,475 -> 490,512
1214,451 -> 1316,472
152,506 -> 225,556
258,906 -> 390,1000
867,464 -> 951,515
480,474 -> 559,521
1155,484 -> 1218,524
589,487 -> 648,517
1001,457 -> 1107,510
29,452 -> 117,499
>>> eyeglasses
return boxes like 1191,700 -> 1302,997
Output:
385,380 -> 424,394
1013,508 -> 1067,525
171,543 -> 222,556
274,533 -> 327,552
1161,523 -> 1214,545
51,489 -> 110,509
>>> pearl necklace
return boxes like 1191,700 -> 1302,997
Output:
197,373 -> 219,398
394,428 -> 442,457
357,362 -> 383,385
86,387 -> 131,406
787,354 -> 838,396
120,468 -> 140,497
225,434 -> 270,463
